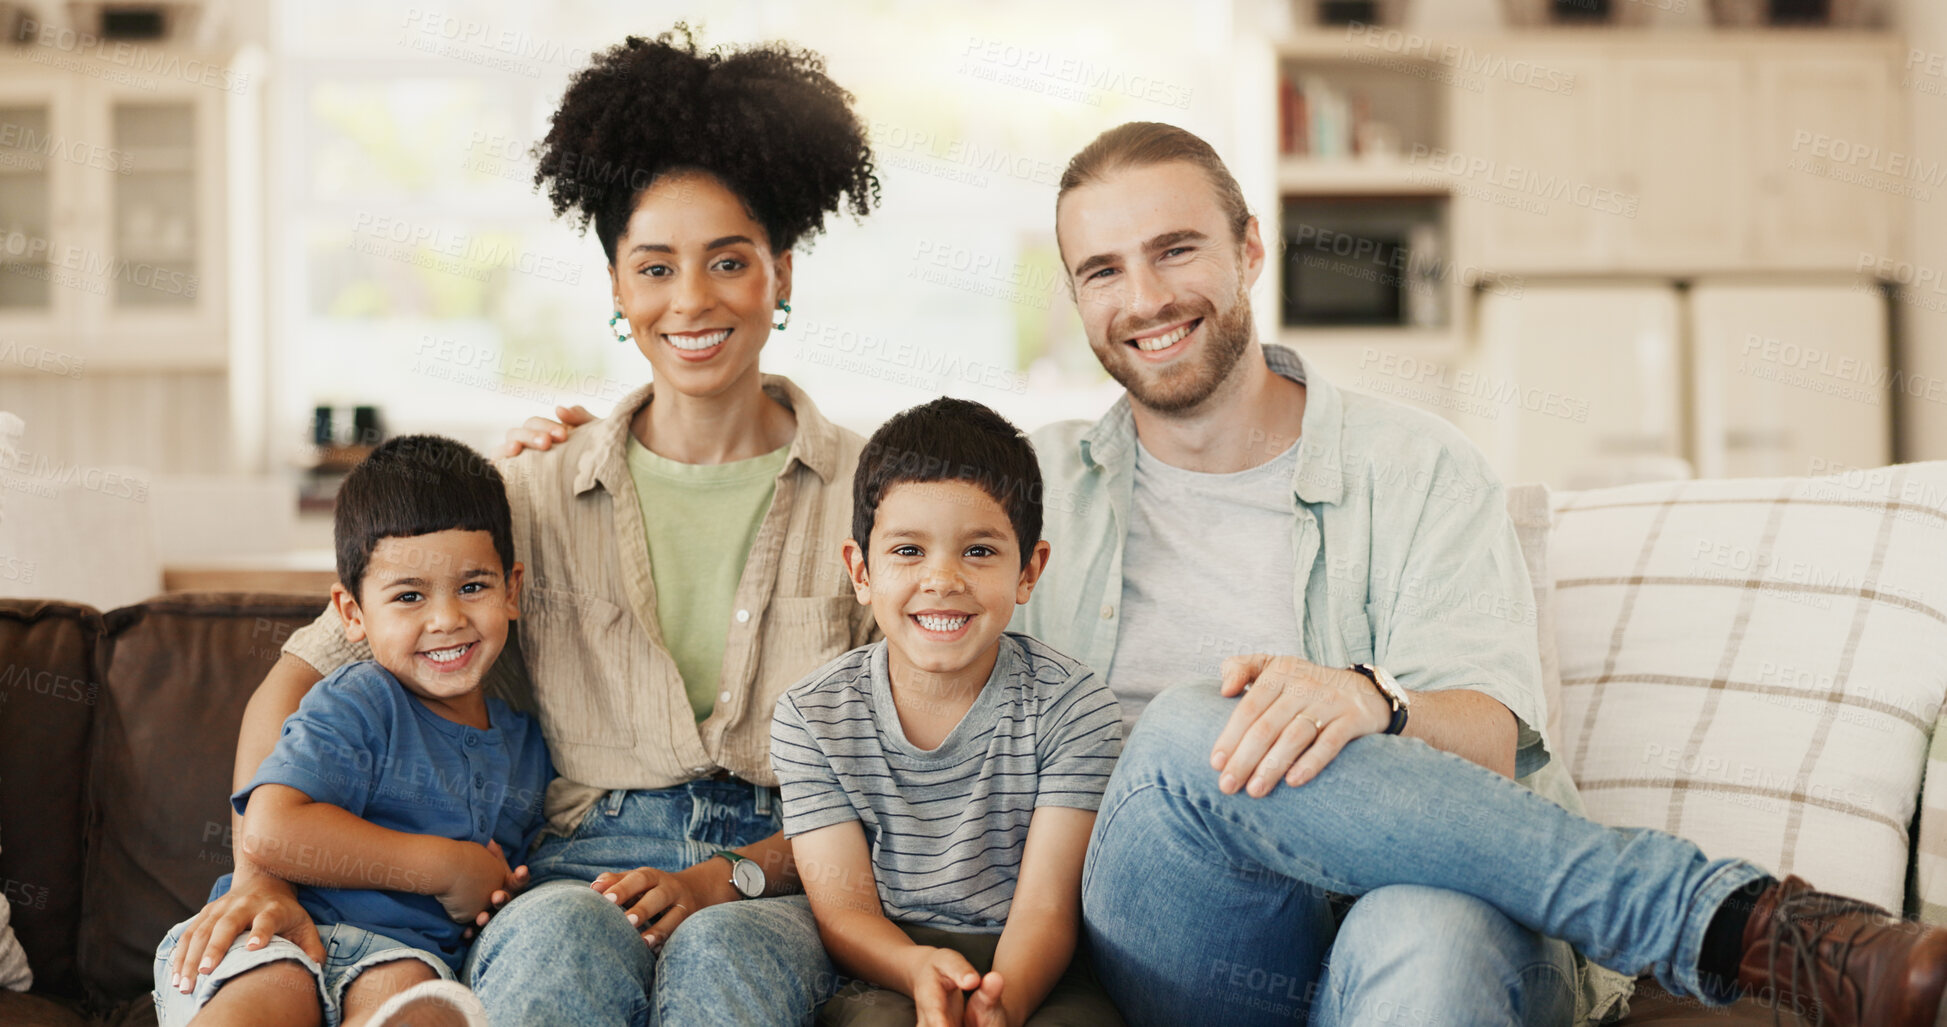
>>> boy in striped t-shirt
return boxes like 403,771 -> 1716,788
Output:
772,398 -> 1124,1027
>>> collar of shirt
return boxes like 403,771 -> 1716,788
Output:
570,373 -> 842,498
1075,344 -> 1345,506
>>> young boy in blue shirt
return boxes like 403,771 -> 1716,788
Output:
153,435 -> 551,1027
772,399 -> 1124,1027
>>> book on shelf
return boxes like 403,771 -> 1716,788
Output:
1278,73 -> 1362,159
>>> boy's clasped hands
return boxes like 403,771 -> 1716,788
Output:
909,948 -> 1010,1027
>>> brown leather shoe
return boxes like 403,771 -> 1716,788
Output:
1736,875 -> 1947,1026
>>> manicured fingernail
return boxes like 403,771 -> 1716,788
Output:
199,962 -> 211,973
169,973 -> 178,989
607,892 -> 620,903
644,933 -> 659,946
626,913 -> 639,925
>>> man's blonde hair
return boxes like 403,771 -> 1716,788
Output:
1056,122 -> 1253,244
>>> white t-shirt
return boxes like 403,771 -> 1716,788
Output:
1108,437 -> 1306,726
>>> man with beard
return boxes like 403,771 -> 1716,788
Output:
1016,121 -> 1947,1027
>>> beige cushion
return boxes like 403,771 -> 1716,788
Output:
1549,463 -> 1947,910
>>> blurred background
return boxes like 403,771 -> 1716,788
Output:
0,0 -> 1941,606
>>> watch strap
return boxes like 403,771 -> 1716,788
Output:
1350,664 -> 1410,736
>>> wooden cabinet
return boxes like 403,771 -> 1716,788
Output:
1453,38 -> 1901,273
1613,58 -> 1750,269
0,63 -> 229,372
1690,283 -> 1891,479
1462,55 -> 1611,269
1751,56 -> 1900,268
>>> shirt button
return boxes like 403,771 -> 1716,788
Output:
718,690 -> 731,704
692,766 -> 709,774
477,817 -> 489,833
473,773 -> 485,789
464,733 -> 478,748
1101,604 -> 1115,620
735,609 -> 751,624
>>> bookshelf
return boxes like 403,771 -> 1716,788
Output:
1272,32 -> 1462,342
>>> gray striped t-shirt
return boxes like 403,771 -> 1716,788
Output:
770,633 -> 1122,932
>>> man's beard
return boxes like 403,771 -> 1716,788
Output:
1091,280 -> 1255,415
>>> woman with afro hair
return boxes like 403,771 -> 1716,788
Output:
168,26 -> 883,1026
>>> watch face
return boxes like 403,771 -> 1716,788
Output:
731,857 -> 765,898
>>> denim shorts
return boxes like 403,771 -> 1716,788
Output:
152,917 -> 453,1027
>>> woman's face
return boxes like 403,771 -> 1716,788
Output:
609,171 -> 791,400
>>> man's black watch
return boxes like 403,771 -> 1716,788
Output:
1350,663 -> 1411,736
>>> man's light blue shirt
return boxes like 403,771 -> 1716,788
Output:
1017,342 -> 1552,779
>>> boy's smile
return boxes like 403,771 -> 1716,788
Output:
332,529 -> 523,728
845,481 -> 1049,696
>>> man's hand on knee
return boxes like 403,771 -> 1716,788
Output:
1210,654 -> 1391,798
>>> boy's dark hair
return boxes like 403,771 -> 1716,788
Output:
533,24 -> 880,262
853,399 -> 1042,568
334,435 -> 515,600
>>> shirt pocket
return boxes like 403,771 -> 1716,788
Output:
757,595 -> 856,687
520,586 -> 640,749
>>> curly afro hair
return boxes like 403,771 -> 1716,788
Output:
533,24 -> 879,263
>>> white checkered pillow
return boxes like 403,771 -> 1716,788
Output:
1549,463 -> 1947,911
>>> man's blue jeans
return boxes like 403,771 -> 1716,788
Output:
1083,685 -> 1767,1026
462,778 -> 832,1026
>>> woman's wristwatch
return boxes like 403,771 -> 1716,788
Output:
712,849 -> 766,899
1349,663 -> 1411,736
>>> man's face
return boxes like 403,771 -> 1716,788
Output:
1056,161 -> 1266,415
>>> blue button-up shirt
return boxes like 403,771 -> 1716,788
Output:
216,661 -> 553,971
1013,343 -> 1630,1023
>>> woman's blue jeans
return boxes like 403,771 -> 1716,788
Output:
1082,685 -> 1767,1026
461,778 -> 833,1026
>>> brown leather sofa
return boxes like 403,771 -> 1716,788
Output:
0,594 -> 1809,1026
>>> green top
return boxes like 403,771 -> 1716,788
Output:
625,436 -> 791,722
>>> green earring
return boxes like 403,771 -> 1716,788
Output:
608,308 -> 630,343
773,300 -> 792,332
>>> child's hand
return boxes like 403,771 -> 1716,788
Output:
462,862 -> 530,940
908,946 -> 981,1027
963,971 -> 1007,1027
438,839 -> 514,924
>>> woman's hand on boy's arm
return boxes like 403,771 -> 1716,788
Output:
499,405 -> 593,458
988,807 -> 1096,1027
